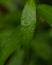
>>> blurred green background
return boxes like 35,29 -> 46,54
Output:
0,0 -> 52,65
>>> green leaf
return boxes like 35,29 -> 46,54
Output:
21,0 -> 36,45
38,4 -> 52,26
0,26 -> 21,65
5,50 -> 24,65
20,0 -> 36,55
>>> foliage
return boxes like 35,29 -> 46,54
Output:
0,0 -> 52,65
